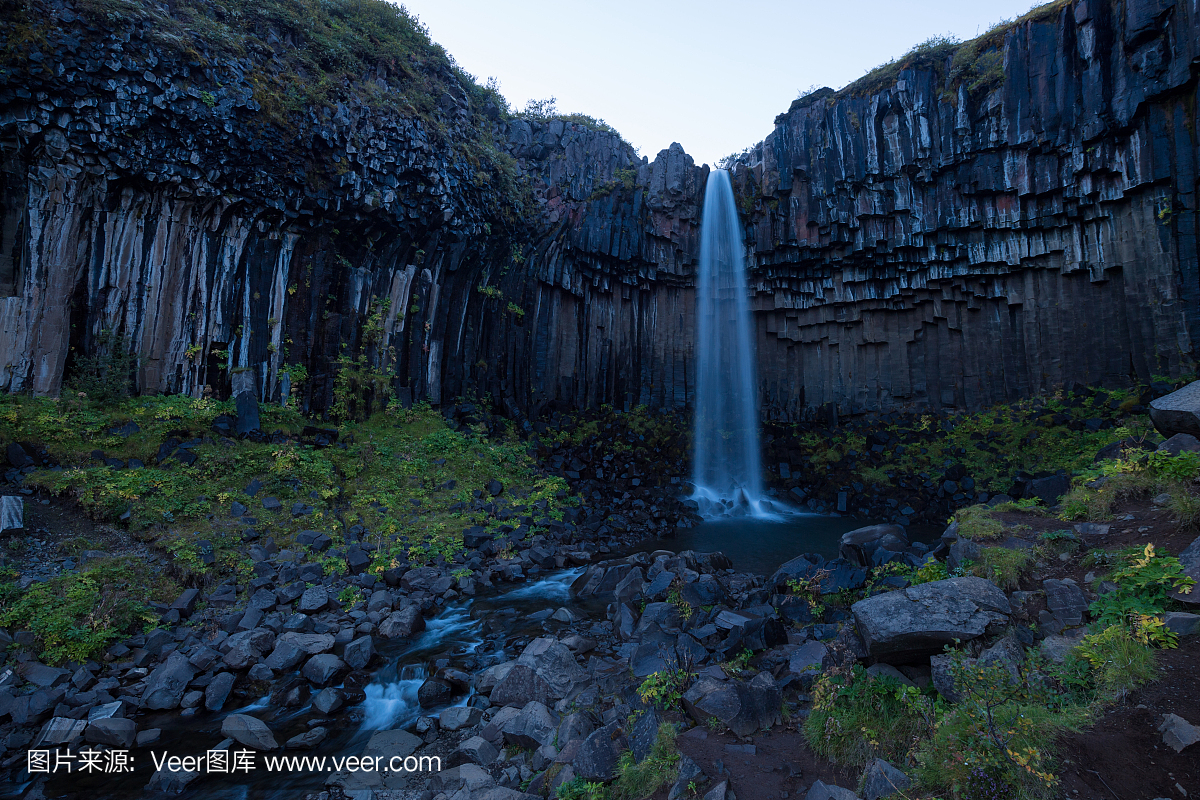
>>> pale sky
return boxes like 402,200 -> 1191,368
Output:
402,0 -> 1046,166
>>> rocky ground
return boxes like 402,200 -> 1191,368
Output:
0,385 -> 1198,800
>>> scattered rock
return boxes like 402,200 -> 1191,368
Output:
1159,713 -> 1200,753
861,758 -> 911,800
221,714 -> 279,750
806,780 -> 861,800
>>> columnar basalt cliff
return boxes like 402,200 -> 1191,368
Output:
0,0 -> 1197,420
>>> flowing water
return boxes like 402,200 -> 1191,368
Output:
691,169 -> 786,519
33,569 -> 587,800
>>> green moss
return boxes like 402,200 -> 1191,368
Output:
954,505 -> 1006,542
973,546 -> 1032,590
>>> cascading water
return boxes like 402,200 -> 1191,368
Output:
692,169 -> 787,518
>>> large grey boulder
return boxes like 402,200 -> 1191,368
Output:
861,759 -> 911,800
851,577 -> 1011,662
450,735 -> 499,767
501,701 -> 559,748
302,654 -> 344,686
379,605 -> 426,638
142,652 -> 196,710
86,717 -> 137,748
1150,381 -> 1200,438
682,673 -> 780,738
1043,578 -> 1089,626
839,524 -> 909,568
570,563 -> 645,603
276,632 -> 336,654
205,672 -> 236,711
221,714 -> 279,749
222,628 -> 275,670
573,721 -> 625,781
515,638 -> 587,699
1170,535 -> 1200,605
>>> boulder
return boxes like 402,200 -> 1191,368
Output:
1164,612 -> 1200,636
1159,713 -> 1200,753
34,717 -> 88,747
769,554 -> 865,595
807,780 -> 862,800
298,585 -> 329,613
861,759 -> 911,800
1157,433 -> 1200,456
682,673 -> 780,738
204,672 -> 236,711
343,636 -> 374,670
417,677 -> 456,708
235,391 -> 261,434
501,701 -> 559,749
573,721 -> 624,781
142,652 -> 196,710
839,524 -> 909,568
301,654 -> 344,687
1150,381 -> 1200,438
781,640 -> 831,688
312,687 -> 343,715
379,605 -> 426,638
451,735 -> 499,767
222,628 -> 275,670
1043,578 -> 1088,626
439,705 -> 482,731
429,763 -> 495,794
570,563 -> 645,603
287,727 -> 328,749
1170,535 -> 1200,605
86,717 -> 137,748
362,728 -> 421,761
277,632 -> 336,654
490,664 -> 551,708
264,640 -> 306,671
852,577 -> 1010,662
221,714 -> 279,750
514,637 -> 587,699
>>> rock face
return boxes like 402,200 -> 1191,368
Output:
851,576 -> 1011,662
1,0 -> 1199,416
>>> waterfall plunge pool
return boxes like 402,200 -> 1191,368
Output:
639,514 -> 941,575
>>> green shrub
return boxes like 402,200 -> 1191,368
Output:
1077,624 -> 1159,691
636,668 -> 689,711
66,329 -> 139,405
914,652 -> 1090,799
0,559 -> 156,664
804,665 -> 936,768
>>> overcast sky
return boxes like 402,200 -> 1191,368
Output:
401,0 -> 1044,166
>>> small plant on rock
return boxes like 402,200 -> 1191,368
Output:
636,668 -> 689,711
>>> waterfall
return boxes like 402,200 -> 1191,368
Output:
691,169 -> 786,519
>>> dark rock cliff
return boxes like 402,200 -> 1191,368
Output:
1,0 -> 1198,420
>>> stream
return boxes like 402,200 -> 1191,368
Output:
32,568 -> 588,800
